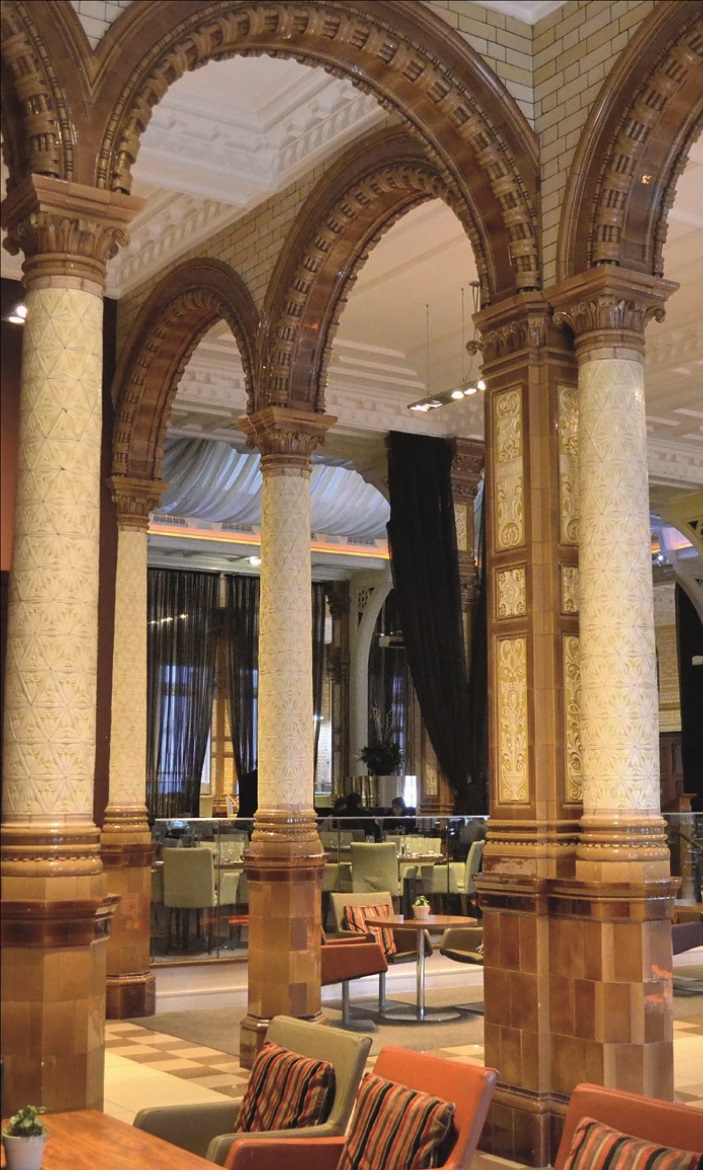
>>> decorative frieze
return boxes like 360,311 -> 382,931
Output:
560,565 -> 579,615
496,636 -> 528,804
454,503 -> 468,553
562,635 -> 583,803
493,388 -> 525,550
557,384 -> 579,545
496,567 -> 526,619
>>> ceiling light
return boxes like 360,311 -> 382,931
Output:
407,282 -> 485,413
249,555 -> 261,566
7,303 -> 27,325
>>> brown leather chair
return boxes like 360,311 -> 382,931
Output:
320,933 -> 387,1029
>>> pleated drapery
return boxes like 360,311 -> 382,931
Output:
226,574 -> 260,782
146,569 -> 219,819
158,436 -> 389,539
386,431 -> 471,804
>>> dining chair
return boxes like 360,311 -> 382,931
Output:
350,842 -> 402,902
222,1046 -> 498,1169
422,839 -> 484,914
162,846 -> 217,953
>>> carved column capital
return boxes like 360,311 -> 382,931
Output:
550,268 -> 678,358
107,475 -> 167,530
239,407 -> 336,473
474,291 -> 555,366
1,174 -> 143,292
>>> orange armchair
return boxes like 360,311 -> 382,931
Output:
554,1082 -> 703,1170
320,934 -> 388,1029
223,1046 -> 498,1170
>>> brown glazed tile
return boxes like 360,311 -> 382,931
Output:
612,923 -> 644,982
484,967 -> 512,1021
510,971 -> 538,1031
518,914 -> 538,973
601,982 -> 633,1044
573,979 -> 596,1039
549,974 -> 574,1035
500,1025 -> 523,1084
500,913 -> 521,970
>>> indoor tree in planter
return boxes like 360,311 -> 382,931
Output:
2,1106 -> 48,1170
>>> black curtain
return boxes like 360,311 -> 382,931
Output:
386,431 -> 471,802
226,575 -> 260,782
312,583 -> 327,777
147,569 -> 219,819
465,485 -> 489,813
367,591 -> 413,772
676,584 -> 703,804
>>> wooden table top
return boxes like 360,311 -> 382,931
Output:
364,913 -> 476,930
1,1110 -> 212,1169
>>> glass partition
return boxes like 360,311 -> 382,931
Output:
151,816 -> 254,964
149,811 -> 701,965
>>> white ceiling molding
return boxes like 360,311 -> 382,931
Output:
466,0 -> 569,25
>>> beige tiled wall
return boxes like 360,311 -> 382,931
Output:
533,0 -> 655,285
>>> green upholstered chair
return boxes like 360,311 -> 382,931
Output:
133,1015 -> 372,1165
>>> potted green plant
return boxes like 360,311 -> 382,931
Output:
2,1106 -> 48,1170
413,895 -> 431,920
360,708 -> 403,777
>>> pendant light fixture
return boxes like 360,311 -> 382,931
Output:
408,281 -> 485,412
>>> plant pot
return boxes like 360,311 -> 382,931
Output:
413,904 -> 431,920
2,1133 -> 48,1170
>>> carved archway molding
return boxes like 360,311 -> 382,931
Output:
111,258 -> 258,482
1,0 -> 539,301
259,126 -> 482,413
558,0 -> 703,281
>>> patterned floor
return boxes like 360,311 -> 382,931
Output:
105,1020 -> 486,1099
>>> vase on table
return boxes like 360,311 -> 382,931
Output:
2,1133 -> 48,1170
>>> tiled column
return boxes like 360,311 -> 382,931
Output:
475,294 -> 582,1164
550,269 -> 679,1105
101,477 -> 164,1018
238,407 -> 335,1067
0,175 -> 141,1112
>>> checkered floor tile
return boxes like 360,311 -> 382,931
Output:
105,1020 -> 486,1097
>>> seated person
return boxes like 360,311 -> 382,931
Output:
319,796 -> 348,833
344,791 -> 381,841
382,796 -> 416,834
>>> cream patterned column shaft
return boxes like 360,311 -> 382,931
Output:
237,407 -> 335,1067
3,283 -> 103,824
0,175 -> 142,1112
101,478 -> 164,1018
553,268 -> 677,872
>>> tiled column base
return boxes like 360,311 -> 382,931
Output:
240,809 -> 325,1068
101,814 -> 156,1019
1,824 -> 116,1114
479,873 -> 678,1165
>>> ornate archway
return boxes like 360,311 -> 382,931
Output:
258,125 -> 479,412
557,2 -> 703,280
111,258 -> 258,481
2,0 -> 539,302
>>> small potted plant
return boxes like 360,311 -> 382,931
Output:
2,1105 -> 48,1170
413,895 -> 431,920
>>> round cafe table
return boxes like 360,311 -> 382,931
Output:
363,912 -> 477,1022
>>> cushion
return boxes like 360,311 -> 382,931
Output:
234,1041 -> 335,1134
344,903 -> 398,958
563,1117 -> 703,1170
338,1073 -> 455,1170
